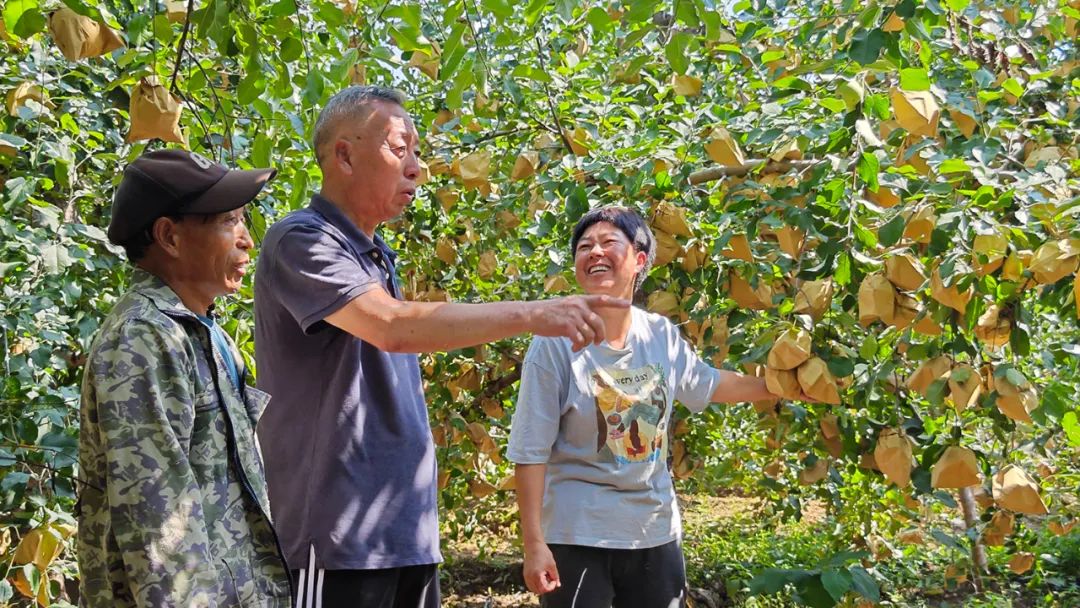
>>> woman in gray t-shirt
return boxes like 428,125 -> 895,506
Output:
507,206 -> 801,608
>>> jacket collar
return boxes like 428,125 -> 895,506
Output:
310,194 -> 398,264
129,268 -> 211,320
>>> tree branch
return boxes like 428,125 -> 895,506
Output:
473,361 -> 523,413
533,37 -> 576,156
169,0 -> 195,94
9,456 -> 103,494
687,159 -> 823,185
441,127 -> 535,152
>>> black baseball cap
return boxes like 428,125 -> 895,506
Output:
107,149 -> 277,245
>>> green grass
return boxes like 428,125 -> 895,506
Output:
679,494 -> 1080,608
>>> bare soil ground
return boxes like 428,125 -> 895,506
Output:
440,493 -> 784,608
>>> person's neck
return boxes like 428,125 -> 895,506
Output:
598,301 -> 634,349
319,183 -> 378,238
139,262 -> 214,316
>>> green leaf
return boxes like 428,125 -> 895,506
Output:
1001,78 -> 1025,99
665,31 -> 692,75
946,0 -> 970,11
931,528 -> 967,552
626,0 -> 662,22
566,186 -> 588,222
5,176 -> 37,205
0,133 -> 28,148
1063,411 -> 1080,447
523,0 -> 547,26
819,97 -> 848,113
821,569 -> 853,601
899,68 -> 931,91
849,567 -> 880,602
0,577 -> 12,603
939,158 -> 970,174
280,37 -> 303,62
303,70 -> 325,105
440,24 -> 468,80
4,0 -> 46,38
848,29 -> 885,65
854,222 -> 878,249
864,93 -> 891,120
749,568 -> 810,595
796,575 -> 837,608
835,253 -> 852,286
60,0 -> 104,20
252,133 -> 271,168
857,152 -> 880,191
1004,368 -> 1028,389
397,2 -> 422,29
860,335 -> 879,360
269,0 -> 297,17
482,0 -> 513,19
927,378 -> 948,406
586,6 -> 611,32
878,215 -> 906,247
1009,323 -> 1030,357
827,357 -> 855,378
237,71 -> 265,105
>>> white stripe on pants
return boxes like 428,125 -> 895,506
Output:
296,544 -> 325,608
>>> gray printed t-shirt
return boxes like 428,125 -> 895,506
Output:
507,306 -> 722,549
254,195 -> 440,570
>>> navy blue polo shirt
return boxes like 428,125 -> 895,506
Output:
254,194 -> 439,570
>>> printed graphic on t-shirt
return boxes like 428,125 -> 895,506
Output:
591,364 -> 668,464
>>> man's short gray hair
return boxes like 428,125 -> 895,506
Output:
312,86 -> 407,164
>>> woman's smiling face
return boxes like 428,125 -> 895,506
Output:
573,221 -> 646,299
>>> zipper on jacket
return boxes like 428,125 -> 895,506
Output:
198,322 -> 296,604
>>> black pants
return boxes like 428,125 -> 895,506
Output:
291,565 -> 440,608
540,541 -> 686,608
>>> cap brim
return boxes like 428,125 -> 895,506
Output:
181,167 -> 277,215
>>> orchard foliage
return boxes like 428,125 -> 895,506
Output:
1,0 -> 1078,605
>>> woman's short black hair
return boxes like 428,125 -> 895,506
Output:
570,206 -> 656,291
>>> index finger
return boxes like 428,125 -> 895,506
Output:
586,312 -> 606,345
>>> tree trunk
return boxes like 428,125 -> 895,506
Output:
958,487 -> 987,588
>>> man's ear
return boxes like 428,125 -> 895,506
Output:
334,138 -> 353,175
635,249 -> 647,272
151,216 -> 182,259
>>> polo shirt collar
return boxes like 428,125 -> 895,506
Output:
310,194 -> 397,263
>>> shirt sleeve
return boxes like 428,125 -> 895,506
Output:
90,320 -> 219,607
264,223 -> 381,333
668,319 -> 723,414
507,339 -> 568,464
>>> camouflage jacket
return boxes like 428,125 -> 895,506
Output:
77,270 -> 292,608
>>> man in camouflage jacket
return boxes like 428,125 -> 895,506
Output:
77,150 -> 291,607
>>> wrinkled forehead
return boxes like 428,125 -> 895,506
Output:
354,101 -> 418,140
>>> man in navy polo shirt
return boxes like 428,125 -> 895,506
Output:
254,86 -> 628,608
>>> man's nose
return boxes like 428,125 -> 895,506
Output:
237,222 -> 254,250
403,152 -> 420,180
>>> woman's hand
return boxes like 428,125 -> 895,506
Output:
523,541 -> 561,594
